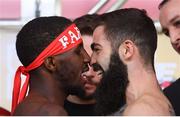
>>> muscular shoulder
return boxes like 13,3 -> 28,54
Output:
123,94 -> 173,116
38,103 -> 68,116
13,100 -> 67,116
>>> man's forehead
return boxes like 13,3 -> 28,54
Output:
91,36 -> 112,56
93,25 -> 108,45
93,25 -> 105,38
160,0 -> 180,26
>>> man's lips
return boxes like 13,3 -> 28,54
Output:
81,75 -> 97,87
84,83 -> 96,89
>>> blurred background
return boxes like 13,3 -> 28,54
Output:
0,0 -> 179,111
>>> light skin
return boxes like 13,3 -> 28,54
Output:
67,35 -> 102,104
159,0 -> 180,54
82,35 -> 102,97
91,25 -> 174,115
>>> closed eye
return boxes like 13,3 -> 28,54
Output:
91,43 -> 101,52
174,20 -> 180,28
93,48 -> 100,52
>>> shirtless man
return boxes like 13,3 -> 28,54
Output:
91,8 -> 174,115
11,16 -> 90,115
64,14 -> 102,116
159,0 -> 180,115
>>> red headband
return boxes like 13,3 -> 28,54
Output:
11,24 -> 82,114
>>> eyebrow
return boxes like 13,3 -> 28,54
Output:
170,15 -> 180,24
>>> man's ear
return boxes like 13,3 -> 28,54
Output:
43,56 -> 56,72
118,40 -> 134,61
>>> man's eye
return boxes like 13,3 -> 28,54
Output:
174,20 -> 180,28
93,48 -> 100,52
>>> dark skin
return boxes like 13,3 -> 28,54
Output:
13,44 -> 90,115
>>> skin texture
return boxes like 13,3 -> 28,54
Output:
81,35 -> 102,98
67,35 -> 102,104
13,43 -> 90,116
159,0 -> 180,54
91,25 -> 174,116
91,26 -> 128,115
65,15 -> 103,116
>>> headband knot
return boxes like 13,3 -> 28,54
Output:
11,24 -> 82,115
19,66 -> 28,75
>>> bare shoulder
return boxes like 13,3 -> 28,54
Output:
39,102 -> 68,116
13,100 -> 67,116
123,94 -> 174,116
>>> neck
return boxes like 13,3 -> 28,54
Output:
67,95 -> 96,104
28,69 -> 67,106
125,62 -> 160,105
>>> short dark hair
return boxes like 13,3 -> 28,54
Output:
158,0 -> 169,9
16,16 -> 72,66
73,14 -> 100,36
98,8 -> 157,66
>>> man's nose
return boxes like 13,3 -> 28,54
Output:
81,66 -> 94,81
85,65 -> 94,76
90,54 -> 97,66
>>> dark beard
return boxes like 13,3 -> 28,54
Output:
94,52 -> 129,115
66,85 -> 86,97
75,92 -> 94,100
74,63 -> 104,100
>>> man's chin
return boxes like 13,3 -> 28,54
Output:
85,90 -> 95,96
94,52 -> 129,115
78,89 -> 95,100
84,84 -> 96,93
